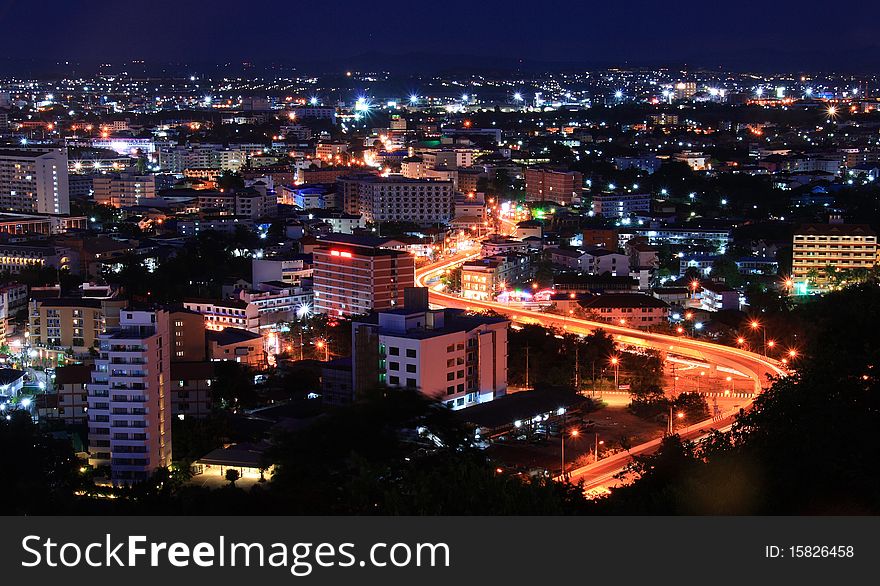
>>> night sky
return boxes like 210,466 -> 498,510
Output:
1,0 -> 877,72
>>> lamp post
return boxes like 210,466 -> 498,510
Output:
561,428 -> 579,477
594,433 -> 604,464
750,319 -> 767,355
668,407 -> 684,434
316,339 -> 329,361
610,356 -> 620,390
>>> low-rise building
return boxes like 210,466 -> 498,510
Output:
183,298 -> 260,333
206,327 -> 267,369
579,294 -> 669,329
50,364 -> 91,424
170,361 -> 214,418
792,223 -> 878,293
351,289 -> 509,409
700,282 -> 740,312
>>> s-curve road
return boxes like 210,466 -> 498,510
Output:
415,254 -> 788,489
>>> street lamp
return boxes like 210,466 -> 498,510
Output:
561,428 -> 579,476
594,433 -> 604,464
750,319 -> 767,355
668,407 -> 685,434
610,356 -> 620,390
316,339 -> 329,361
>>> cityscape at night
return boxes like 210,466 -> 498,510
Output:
2,2 -> 880,521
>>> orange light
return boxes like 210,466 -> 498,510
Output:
736,337 -> 745,345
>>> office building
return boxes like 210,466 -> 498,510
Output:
312,234 -> 415,316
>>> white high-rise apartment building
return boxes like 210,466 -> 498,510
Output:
88,309 -> 172,485
0,148 -> 70,214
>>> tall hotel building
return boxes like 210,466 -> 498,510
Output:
792,223 -> 878,293
337,174 -> 454,224
313,234 -> 415,316
88,309 -> 172,485
0,148 -> 70,214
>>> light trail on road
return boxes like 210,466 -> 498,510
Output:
415,254 -> 789,489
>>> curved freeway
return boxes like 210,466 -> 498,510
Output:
416,252 -> 789,488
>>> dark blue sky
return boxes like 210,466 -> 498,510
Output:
1,0 -> 877,72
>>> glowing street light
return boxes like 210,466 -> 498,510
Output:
668,407 -> 685,434
610,356 -> 620,389
561,428 -> 579,476
315,339 -> 329,361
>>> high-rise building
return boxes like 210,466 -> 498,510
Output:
792,223 -> 878,293
312,234 -> 415,316
88,309 -> 172,485
336,174 -> 454,224
0,148 -> 70,214
92,168 -> 156,208
351,289 -> 509,409
524,167 -> 582,205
